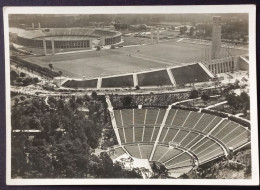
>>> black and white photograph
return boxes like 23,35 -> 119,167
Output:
4,5 -> 259,185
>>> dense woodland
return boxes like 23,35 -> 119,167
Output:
11,94 -> 141,178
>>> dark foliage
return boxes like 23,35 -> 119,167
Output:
11,96 -> 141,178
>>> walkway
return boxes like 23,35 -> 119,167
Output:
204,101 -> 227,110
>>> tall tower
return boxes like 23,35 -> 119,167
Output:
211,16 -> 221,60
156,28 -> 159,44
151,27 -> 154,44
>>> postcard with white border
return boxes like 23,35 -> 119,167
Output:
4,5 -> 259,185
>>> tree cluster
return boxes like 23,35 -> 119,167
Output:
11,95 -> 141,178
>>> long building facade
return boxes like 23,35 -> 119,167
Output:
16,28 -> 122,51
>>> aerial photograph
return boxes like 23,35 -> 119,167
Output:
6,8 -> 255,183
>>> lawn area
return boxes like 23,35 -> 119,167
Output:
21,39 -> 248,79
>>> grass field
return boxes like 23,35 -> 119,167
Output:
23,39 -> 248,79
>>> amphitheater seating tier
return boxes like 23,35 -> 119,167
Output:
151,127 -> 160,142
213,121 -> 239,140
226,130 -> 250,149
165,153 -> 192,168
168,160 -> 193,169
183,112 -> 203,128
193,114 -> 215,131
173,130 -> 190,143
203,116 -> 222,133
142,127 -> 155,142
161,128 -> 179,143
124,145 -> 141,159
145,109 -> 159,124
210,119 -> 230,136
114,109 -> 165,127
121,109 -> 133,126
139,144 -> 154,159
113,108 -> 250,172
199,148 -> 224,164
134,109 -> 146,125
165,109 -> 178,125
118,128 -> 125,143
192,138 -> 217,154
135,127 -> 144,142
183,134 -> 204,149
172,110 -> 191,127
124,127 -> 133,143
109,147 -> 126,159
152,145 -> 169,161
179,132 -> 199,147
158,148 -> 182,163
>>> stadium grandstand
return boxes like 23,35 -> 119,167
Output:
16,28 -> 122,50
61,63 -> 214,89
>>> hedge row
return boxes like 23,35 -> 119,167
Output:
228,115 -> 251,129
171,105 -> 200,112
11,56 -> 60,78
113,105 -> 138,110
142,105 -> 168,109
201,109 -> 229,118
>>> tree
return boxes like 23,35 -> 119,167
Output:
20,96 -> 26,101
189,89 -> 199,99
33,77 -> 39,83
180,26 -> 187,35
10,70 -> 18,83
201,93 -> 210,102
135,85 -> 140,90
48,64 -> 53,71
91,91 -> 98,99
22,78 -> 33,86
122,96 -> 133,106
189,27 -> 195,36
226,93 -> 240,109
14,98 -> 19,105
20,72 -> 26,77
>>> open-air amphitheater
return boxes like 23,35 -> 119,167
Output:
10,16 -> 251,178
105,105 -> 250,177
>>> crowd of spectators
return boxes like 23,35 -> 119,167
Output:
110,92 -> 191,108
110,88 -> 222,108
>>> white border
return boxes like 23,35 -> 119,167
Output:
4,5 -> 259,186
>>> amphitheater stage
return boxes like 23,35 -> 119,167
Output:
22,39 -> 248,79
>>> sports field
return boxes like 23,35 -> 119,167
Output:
23,39 -> 248,79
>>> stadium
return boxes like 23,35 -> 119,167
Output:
10,16 -> 248,90
16,27 -> 122,52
